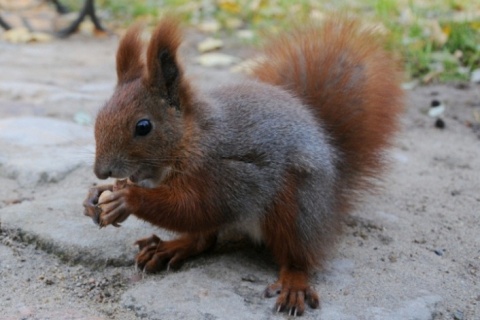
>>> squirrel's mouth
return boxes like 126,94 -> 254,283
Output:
129,172 -> 151,185
129,173 -> 153,188
128,168 -> 148,184
129,166 -> 172,188
128,173 -> 140,183
128,166 -> 172,188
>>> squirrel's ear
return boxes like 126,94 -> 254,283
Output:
116,24 -> 144,83
144,18 -> 183,108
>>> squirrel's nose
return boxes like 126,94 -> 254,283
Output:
94,163 -> 111,180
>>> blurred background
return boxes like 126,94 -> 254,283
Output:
1,0 -> 480,83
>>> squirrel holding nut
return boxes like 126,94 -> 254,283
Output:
83,17 -> 403,316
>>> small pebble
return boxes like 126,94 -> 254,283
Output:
241,274 -> 260,283
453,309 -> 464,320
129,273 -> 143,283
434,249 -> 444,256
73,111 -> 92,126
435,118 -> 445,129
388,253 -> 398,263
451,190 -> 460,196
428,100 -> 445,117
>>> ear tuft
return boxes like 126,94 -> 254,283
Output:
145,18 -> 183,107
116,24 -> 144,83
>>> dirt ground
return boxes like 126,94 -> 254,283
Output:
0,16 -> 479,320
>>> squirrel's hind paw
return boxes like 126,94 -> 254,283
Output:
264,270 -> 320,316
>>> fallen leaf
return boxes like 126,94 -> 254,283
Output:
196,53 -> 240,67
2,27 -> 31,43
197,37 -> 223,53
1,27 -> 53,43
236,29 -> 254,40
218,0 -> 241,14
197,20 -> 221,33
224,17 -> 243,29
30,32 -> 53,42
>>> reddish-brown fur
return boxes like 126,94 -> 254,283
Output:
135,232 -> 217,272
252,20 -> 403,314
85,16 -> 404,317
122,167 -> 226,233
116,24 -> 144,83
143,18 -> 194,114
253,18 -> 404,214
262,172 -> 322,315
262,172 -> 317,269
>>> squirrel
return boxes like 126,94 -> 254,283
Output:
83,16 -> 404,316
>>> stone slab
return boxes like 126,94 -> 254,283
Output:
121,255 -> 442,320
0,188 -> 162,267
0,117 -> 94,186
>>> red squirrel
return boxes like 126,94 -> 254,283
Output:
83,17 -> 403,316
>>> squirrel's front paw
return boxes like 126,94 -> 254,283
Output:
83,184 -> 113,225
135,234 -> 192,272
98,188 -> 132,228
135,233 -> 217,273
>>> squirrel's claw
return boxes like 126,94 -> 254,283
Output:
265,276 -> 319,317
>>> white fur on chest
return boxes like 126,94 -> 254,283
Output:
233,218 -> 264,244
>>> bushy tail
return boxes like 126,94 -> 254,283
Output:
252,17 -> 404,211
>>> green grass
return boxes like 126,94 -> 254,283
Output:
59,0 -> 480,83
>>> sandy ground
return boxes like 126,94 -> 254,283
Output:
0,21 -> 479,320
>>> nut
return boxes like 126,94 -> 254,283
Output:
98,190 -> 113,210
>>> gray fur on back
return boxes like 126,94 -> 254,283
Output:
195,80 -> 338,247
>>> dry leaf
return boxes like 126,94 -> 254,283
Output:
2,27 -> 52,43
196,53 -> 240,67
218,0 -> 241,14
197,20 -> 221,33
30,32 -> 53,42
236,29 -> 254,40
197,37 -> 223,53
224,17 -> 243,29
2,27 -> 31,43
428,20 -> 448,46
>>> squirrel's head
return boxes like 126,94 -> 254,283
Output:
94,19 -> 192,187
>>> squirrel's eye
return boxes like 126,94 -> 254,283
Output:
135,119 -> 152,136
